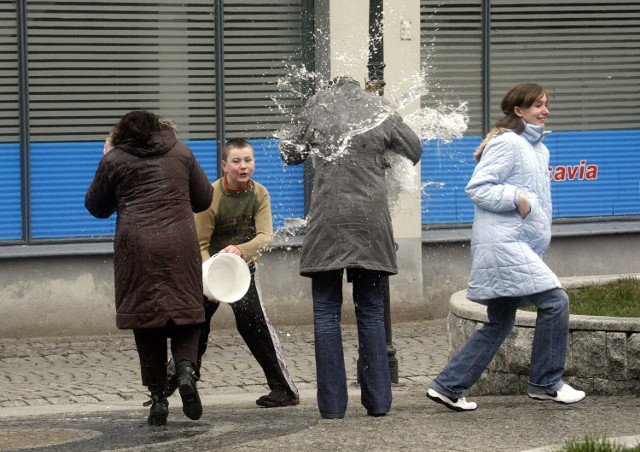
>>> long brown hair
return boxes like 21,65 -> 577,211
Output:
474,83 -> 548,162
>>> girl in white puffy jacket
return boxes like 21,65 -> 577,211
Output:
426,83 -> 586,411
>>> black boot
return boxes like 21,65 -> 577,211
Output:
176,360 -> 202,420
147,386 -> 169,426
165,358 -> 179,397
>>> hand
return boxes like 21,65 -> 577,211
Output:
220,245 -> 243,258
103,138 -> 113,155
518,192 -> 531,219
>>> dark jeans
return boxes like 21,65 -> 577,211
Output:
311,269 -> 391,418
199,268 -> 298,397
133,322 -> 200,391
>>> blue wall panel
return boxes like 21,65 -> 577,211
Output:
420,129 -> 640,224
250,139 -> 305,230
19,129 -> 640,241
546,130 -> 640,217
31,142 -> 116,239
187,140 -> 218,181
0,143 -> 22,240
29,138 -> 304,239
421,136 -> 479,224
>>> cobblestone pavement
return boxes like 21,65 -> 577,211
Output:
1,319 -> 639,451
0,320 -> 448,411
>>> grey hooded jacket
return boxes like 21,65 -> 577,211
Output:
279,77 -> 422,276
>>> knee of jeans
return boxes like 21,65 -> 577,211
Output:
538,289 -> 569,316
314,312 -> 341,335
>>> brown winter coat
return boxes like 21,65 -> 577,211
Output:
85,130 -> 213,329
279,77 -> 423,276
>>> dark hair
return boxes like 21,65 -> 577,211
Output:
496,83 -> 548,134
110,110 -> 161,147
222,138 -> 254,161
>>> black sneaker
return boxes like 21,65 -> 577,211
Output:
256,390 -> 300,408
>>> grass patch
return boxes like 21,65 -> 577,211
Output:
555,435 -> 640,452
521,277 -> 640,317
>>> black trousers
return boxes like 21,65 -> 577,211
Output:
134,322 -> 200,390
199,268 -> 298,397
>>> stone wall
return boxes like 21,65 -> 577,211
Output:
447,274 -> 640,396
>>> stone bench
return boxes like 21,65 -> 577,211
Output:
447,274 -> 640,396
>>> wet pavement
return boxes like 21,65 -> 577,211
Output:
0,319 -> 638,451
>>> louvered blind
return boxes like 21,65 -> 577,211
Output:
420,1 -> 640,225
223,0 -> 306,139
26,0 -> 218,142
420,0 -> 483,135
21,0 -> 306,240
0,3 -> 21,239
490,1 -> 640,131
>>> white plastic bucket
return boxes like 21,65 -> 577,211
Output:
202,253 -> 251,303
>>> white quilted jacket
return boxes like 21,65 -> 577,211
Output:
465,124 -> 562,302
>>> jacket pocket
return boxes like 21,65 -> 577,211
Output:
518,198 -> 551,254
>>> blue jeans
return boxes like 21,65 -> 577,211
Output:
430,288 -> 569,398
311,269 -> 392,418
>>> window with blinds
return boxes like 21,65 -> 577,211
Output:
490,0 -> 640,131
420,1 -> 483,224
26,0 -> 218,142
0,3 -> 21,240
223,1 -> 307,139
420,1 -> 640,225
420,0 -> 483,135
18,0 -> 307,241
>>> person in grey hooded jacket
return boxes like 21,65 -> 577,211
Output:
279,76 -> 422,419
426,83 -> 586,413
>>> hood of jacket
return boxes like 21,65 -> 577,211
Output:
118,129 -> 177,158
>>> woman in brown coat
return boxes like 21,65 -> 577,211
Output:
85,111 -> 213,425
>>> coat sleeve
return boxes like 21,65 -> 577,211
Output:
279,114 -> 312,165
465,137 -> 520,213
85,159 -> 117,218
386,114 -> 423,165
195,191 -> 216,261
188,153 -> 214,213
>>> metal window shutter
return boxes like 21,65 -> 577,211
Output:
420,0 -> 483,136
420,1 -> 640,225
490,0 -> 640,132
23,0 -> 305,240
0,3 -> 22,240
223,1 -> 307,139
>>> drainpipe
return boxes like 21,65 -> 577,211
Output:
214,0 -> 225,179
367,0 -> 399,385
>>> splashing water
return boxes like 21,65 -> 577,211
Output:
273,55 -> 469,217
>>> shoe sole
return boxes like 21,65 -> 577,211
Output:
256,398 -> 300,408
528,393 -> 585,404
426,390 -> 476,412
179,380 -> 203,420
148,414 -> 168,426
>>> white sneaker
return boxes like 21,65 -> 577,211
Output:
528,384 -> 586,404
427,388 -> 477,411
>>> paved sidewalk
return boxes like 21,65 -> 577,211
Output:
0,319 -> 639,451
